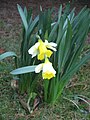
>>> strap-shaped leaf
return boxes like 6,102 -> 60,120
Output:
0,52 -> 17,61
10,65 -> 37,75
27,15 -> 39,37
17,4 -> 28,31
62,52 -> 90,81
48,22 -> 58,42
58,5 -> 62,22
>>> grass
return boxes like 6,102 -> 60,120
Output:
0,20 -> 5,29
0,19 -> 90,120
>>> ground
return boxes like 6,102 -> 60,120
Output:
0,0 -> 90,120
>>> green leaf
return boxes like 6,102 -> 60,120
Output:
0,52 -> 17,61
48,22 -> 58,42
62,52 -> 90,82
44,80 -> 49,102
66,14 -> 90,71
10,65 -> 37,75
55,52 -> 90,102
61,20 -> 72,67
58,5 -> 62,22
68,8 -> 75,22
27,15 -> 39,37
63,3 -> 70,15
24,6 -> 28,18
17,4 -> 28,31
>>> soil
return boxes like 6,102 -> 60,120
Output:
0,0 -> 90,23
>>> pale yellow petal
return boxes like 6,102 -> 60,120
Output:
28,42 -> 40,58
35,64 -> 43,73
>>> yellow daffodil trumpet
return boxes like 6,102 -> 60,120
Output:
35,58 -> 56,80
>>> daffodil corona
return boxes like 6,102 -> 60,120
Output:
35,58 -> 56,80
28,37 -> 57,60
38,39 -> 53,60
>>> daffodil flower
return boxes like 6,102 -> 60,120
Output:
37,39 -> 53,60
28,38 -> 57,60
35,58 -> 56,80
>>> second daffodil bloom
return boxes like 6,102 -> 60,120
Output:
35,58 -> 56,80
28,38 -> 57,60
